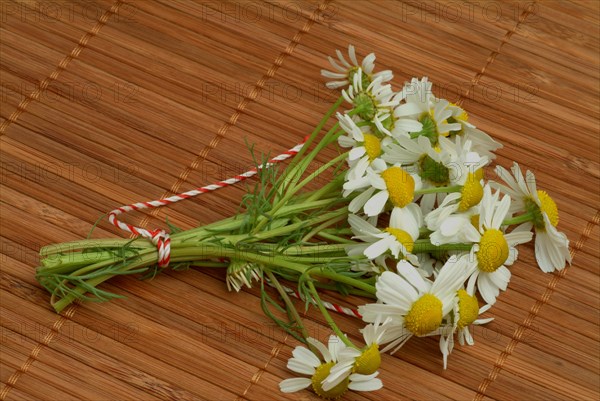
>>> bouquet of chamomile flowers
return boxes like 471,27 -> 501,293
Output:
35,45 -> 571,400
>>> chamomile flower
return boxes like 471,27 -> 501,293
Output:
438,287 -> 493,369
347,206 -> 421,264
454,289 -> 493,346
359,258 -> 468,354
453,186 -> 533,304
342,69 -> 398,122
493,162 -> 571,272
280,335 -> 382,398
343,165 -> 422,217
226,260 -> 261,292
372,90 -> 423,139
322,317 -> 390,392
337,113 -> 388,180
394,78 -> 461,146
321,45 -> 392,89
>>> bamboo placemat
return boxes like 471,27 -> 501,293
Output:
1,0 -> 598,400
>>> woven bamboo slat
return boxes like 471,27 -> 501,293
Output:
1,1 -> 598,400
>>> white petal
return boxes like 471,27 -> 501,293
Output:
369,173 -> 387,190
394,103 -> 422,118
440,216 -> 466,237
322,361 -> 353,391
292,346 -> 320,368
364,190 -> 389,216
287,358 -> 316,375
348,214 -> 380,237
489,266 -> 511,291
359,304 -> 407,322
328,335 -> 346,361
307,337 -> 331,363
364,237 -> 393,259
338,135 -> 356,148
350,372 -> 379,382
343,176 -> 371,191
396,260 -> 428,293
349,378 -> 383,392
349,157 -> 370,180
505,230 -> 533,246
349,146 -> 367,161
396,118 -> 423,132
535,237 -> 555,272
279,378 -> 311,393
477,273 -> 499,305
348,186 -> 376,213
491,194 -> 511,229
391,204 -> 421,239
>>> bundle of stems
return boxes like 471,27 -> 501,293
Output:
37,97 -> 368,319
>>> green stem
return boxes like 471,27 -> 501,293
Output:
311,281 -> 375,298
241,209 -> 347,243
282,126 -> 342,192
40,238 -> 153,257
253,133 -> 345,234
290,151 -> 348,196
503,213 -> 534,226
282,244 -> 349,255
415,185 -> 462,195
50,251 -> 158,313
413,239 -> 473,253
265,270 -> 310,340
304,174 -> 345,202
301,213 -> 347,243
322,228 -> 353,235
50,244 -> 376,313
315,232 -> 354,244
307,281 -> 356,348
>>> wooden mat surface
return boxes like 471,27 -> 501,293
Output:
1,0 -> 599,400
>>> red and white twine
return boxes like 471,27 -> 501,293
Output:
108,137 -> 308,268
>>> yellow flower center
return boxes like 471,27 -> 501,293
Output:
311,362 -> 349,399
537,190 -> 559,227
381,167 -> 415,208
456,289 -> 479,330
363,134 -> 382,162
459,172 -> 484,211
354,343 -> 381,375
477,229 -> 509,272
384,227 -> 415,253
405,293 -> 443,336
470,214 -> 480,229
